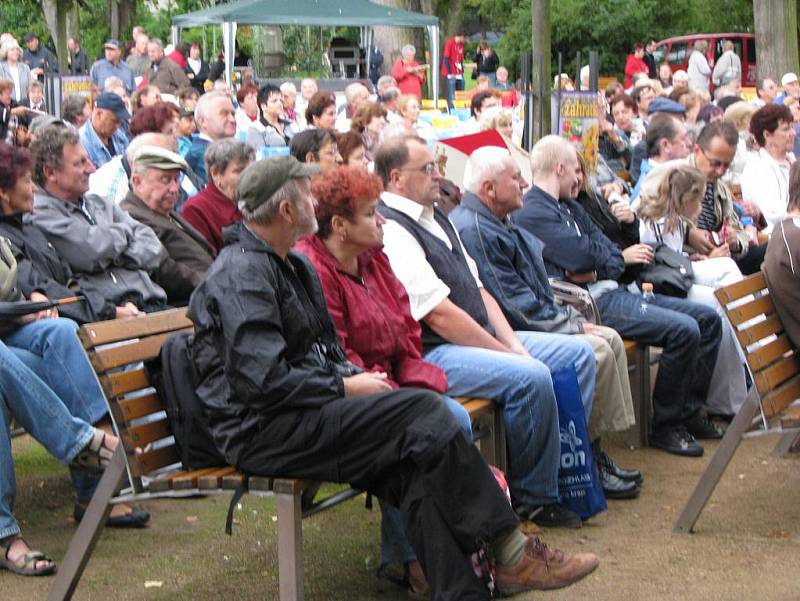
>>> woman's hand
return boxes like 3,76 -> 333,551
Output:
20,292 -> 57,323
622,244 -> 654,265
343,372 -> 393,396
609,200 -> 635,223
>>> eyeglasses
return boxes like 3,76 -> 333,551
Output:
700,148 -> 732,170
401,162 -> 436,175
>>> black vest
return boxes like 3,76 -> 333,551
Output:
379,202 -> 494,351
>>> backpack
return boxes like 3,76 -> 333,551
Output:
147,331 -> 226,469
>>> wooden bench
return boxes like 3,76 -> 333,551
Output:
47,308 -> 505,601
624,339 -> 651,447
674,272 -> 800,533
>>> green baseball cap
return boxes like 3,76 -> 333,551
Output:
237,156 -> 320,211
131,145 -> 188,172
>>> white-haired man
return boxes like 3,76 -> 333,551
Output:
188,154 -> 599,600
184,90 -> 236,185
450,145 -> 641,498
334,81 -> 370,132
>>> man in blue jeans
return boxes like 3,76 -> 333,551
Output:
515,135 -> 723,458
376,135 -> 597,528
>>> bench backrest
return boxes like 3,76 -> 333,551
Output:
715,272 -> 800,420
79,308 -> 193,493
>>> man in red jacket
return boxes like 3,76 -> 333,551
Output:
623,43 -> 649,89
441,32 -> 466,112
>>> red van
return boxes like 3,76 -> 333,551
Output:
653,33 -> 756,87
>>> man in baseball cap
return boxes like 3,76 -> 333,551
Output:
22,32 -> 58,78
776,72 -> 800,104
79,91 -> 131,168
89,37 -> 135,93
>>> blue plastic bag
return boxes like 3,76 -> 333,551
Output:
551,365 -> 607,520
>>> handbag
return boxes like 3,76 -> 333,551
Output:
551,365 -> 607,520
548,278 -> 601,324
636,223 -> 694,298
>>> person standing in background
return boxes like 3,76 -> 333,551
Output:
441,32 -> 465,112
474,41 -> 499,86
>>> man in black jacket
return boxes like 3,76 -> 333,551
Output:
187,155 -> 599,600
514,135 -> 723,458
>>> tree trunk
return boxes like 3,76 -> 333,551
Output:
754,0 -> 799,81
40,0 -> 70,72
531,0 -> 551,142
109,0 -> 120,40
371,0 -> 413,78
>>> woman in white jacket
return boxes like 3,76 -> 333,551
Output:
637,164 -> 747,417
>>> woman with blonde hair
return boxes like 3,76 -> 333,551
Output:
722,101 -> 757,184
478,105 -> 513,139
638,163 -> 746,417
396,94 -> 434,139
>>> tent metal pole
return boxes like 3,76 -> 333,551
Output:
171,26 -> 179,47
223,21 -> 235,89
428,25 -> 440,110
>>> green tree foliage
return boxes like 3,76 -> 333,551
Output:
468,0 -> 754,78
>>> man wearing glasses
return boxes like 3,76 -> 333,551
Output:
376,135 -> 598,529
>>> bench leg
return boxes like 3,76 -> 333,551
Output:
46,446 -> 127,601
276,490 -> 303,601
772,430 -> 800,455
638,346 -> 651,447
673,386 -> 760,533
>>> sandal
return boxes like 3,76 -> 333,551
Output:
70,428 -> 115,472
0,536 -> 57,577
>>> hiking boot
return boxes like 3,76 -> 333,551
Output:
650,426 -> 704,457
685,411 -> 724,440
516,503 -> 582,528
597,462 -> 640,499
495,535 -> 599,594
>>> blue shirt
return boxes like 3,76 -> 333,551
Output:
90,58 -> 135,93
79,121 -> 130,169
630,158 -> 652,202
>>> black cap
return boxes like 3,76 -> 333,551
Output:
24,33 -> 38,42
94,92 -> 130,123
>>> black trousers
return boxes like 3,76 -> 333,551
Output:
735,242 -> 767,276
238,388 -> 519,601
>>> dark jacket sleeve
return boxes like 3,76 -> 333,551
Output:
206,258 -> 345,413
516,197 -> 625,280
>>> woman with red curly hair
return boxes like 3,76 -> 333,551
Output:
295,166 -> 470,597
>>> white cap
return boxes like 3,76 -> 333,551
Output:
781,72 -> 798,86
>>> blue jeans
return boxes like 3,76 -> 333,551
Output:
596,288 -> 722,430
446,77 -> 465,112
1,340 -> 94,540
425,331 -> 595,508
379,395 -> 471,566
4,318 -> 110,504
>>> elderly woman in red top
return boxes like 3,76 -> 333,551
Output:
295,166 -> 470,598
391,44 -> 426,99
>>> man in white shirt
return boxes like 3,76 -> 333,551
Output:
334,82 -> 370,133
455,90 -> 499,136
375,135 -> 597,528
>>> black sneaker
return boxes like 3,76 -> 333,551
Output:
650,426 -> 704,457
597,462 -> 640,499
685,412 -> 724,440
515,503 -> 582,528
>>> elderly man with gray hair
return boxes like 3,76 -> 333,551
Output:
449,145 -> 641,499
334,81 -> 371,132
120,145 -> 215,304
392,44 -> 426,99
184,90 -> 237,185
187,154 -> 598,600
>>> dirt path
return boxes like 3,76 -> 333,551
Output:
4,434 -> 799,600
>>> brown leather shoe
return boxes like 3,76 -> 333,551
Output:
495,535 -> 599,594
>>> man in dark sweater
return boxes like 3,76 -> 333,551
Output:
514,135 -> 723,458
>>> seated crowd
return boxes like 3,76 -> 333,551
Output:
1,28 -> 799,601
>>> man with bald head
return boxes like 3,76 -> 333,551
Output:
514,135 -> 723,458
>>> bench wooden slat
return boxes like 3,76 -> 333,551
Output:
715,272 -> 766,304
198,467 -> 239,489
623,339 -> 638,354
780,404 -> 800,429
760,376 -> 800,419
150,470 -> 190,493
273,478 -> 310,494
754,355 -> 800,395
459,399 -> 494,416
100,369 -> 151,397
131,445 -> 180,476
727,294 -> 775,326
736,314 -> 783,347
747,335 -> 794,372
122,419 -> 172,448
89,329 -> 193,371
79,308 -> 192,347
222,472 -> 247,489
117,394 -> 163,423
173,467 -> 228,490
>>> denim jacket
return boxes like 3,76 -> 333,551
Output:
79,121 -> 130,169
450,192 -> 584,334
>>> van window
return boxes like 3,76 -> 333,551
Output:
715,38 -> 743,61
746,38 -> 756,63
667,42 -> 687,65
652,46 -> 665,65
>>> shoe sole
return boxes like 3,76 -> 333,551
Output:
650,442 -> 704,457
603,487 -> 640,500
497,559 -> 600,594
